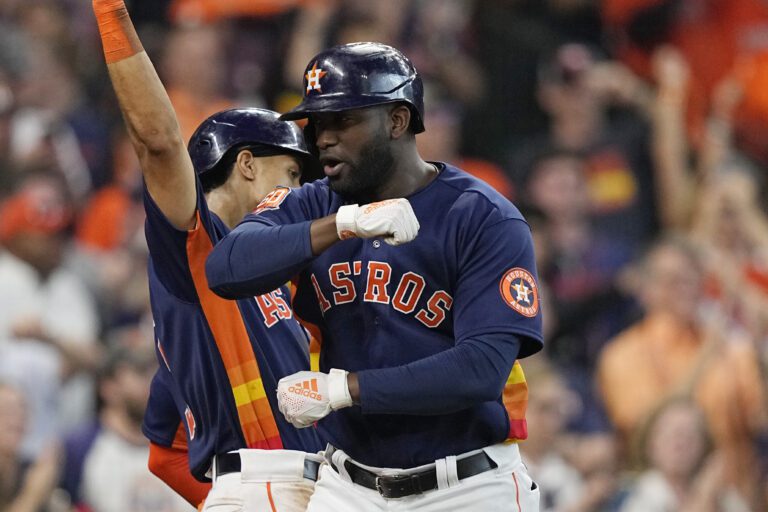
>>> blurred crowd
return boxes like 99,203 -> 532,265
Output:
0,0 -> 767,511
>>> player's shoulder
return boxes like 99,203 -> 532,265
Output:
252,178 -> 336,216
433,163 -> 524,224
293,178 -> 332,198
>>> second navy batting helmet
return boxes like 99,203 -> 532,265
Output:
280,42 -> 425,133
188,108 -> 318,179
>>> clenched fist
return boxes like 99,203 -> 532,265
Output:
336,198 -> 419,245
276,369 -> 353,428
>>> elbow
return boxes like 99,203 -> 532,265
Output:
459,378 -> 505,405
205,241 -> 281,299
147,443 -> 166,480
205,252 -> 235,298
131,122 -> 185,158
208,283 -> 243,300
204,248 -> 252,299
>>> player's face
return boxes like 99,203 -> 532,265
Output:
252,154 -> 302,203
311,107 -> 394,201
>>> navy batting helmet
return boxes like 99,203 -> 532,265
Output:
280,42 -> 425,133
188,108 -> 318,179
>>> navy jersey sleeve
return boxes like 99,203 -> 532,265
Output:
453,217 -> 543,357
206,182 -> 335,298
143,179 -> 221,303
142,368 -> 184,447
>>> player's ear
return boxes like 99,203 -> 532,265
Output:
389,105 -> 411,139
235,149 -> 257,181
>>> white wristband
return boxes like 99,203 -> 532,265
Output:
327,368 -> 353,410
336,204 -> 359,240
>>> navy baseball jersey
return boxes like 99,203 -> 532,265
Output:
142,366 -> 187,451
207,163 -> 543,468
142,180 -> 323,480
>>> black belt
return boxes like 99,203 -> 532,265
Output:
330,451 -> 498,499
215,452 -> 320,481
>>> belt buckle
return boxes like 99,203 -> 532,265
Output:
375,473 -> 418,498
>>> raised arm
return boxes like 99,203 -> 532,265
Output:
649,47 -> 696,231
93,0 -> 196,229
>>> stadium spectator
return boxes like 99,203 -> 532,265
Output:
597,236 -> 766,504
620,397 -> 750,512
63,347 -> 188,511
0,380 -> 60,512
0,174 -> 100,459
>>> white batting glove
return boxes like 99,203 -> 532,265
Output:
276,369 -> 353,428
336,198 -> 419,246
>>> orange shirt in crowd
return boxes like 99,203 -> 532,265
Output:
169,0 -> 306,24
603,0 -> 768,146
458,158 -> 515,200
76,186 -> 132,251
168,87 -> 235,144
597,312 -> 765,486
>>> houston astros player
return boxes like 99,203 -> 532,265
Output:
206,43 -> 543,511
92,1 -> 325,509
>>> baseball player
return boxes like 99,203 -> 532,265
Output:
92,1 -> 324,510
206,43 -> 543,511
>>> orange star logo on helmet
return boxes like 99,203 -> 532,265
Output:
305,62 -> 327,94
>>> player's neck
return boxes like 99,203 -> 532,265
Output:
206,184 -> 247,229
373,149 -> 437,201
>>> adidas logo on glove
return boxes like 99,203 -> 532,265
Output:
288,379 -> 323,401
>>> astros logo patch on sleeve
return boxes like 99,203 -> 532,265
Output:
253,187 -> 291,215
499,268 -> 539,317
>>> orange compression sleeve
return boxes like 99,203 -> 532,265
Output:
93,0 -> 144,64
148,442 -> 211,507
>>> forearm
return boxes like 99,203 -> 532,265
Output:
95,1 -> 181,159
7,450 -> 59,512
310,214 -> 340,255
6,492 -> 48,512
207,220 -> 316,298
207,214 -> 341,298
651,90 -> 694,230
94,0 -> 195,228
354,334 -> 520,415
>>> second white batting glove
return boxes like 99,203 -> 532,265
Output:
336,198 -> 419,246
276,369 -> 353,428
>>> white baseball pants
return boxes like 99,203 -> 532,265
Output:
201,449 -> 321,512
306,443 -> 540,512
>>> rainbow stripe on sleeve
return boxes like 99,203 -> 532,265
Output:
503,361 -> 528,441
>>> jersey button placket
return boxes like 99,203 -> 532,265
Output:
372,240 -> 381,248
